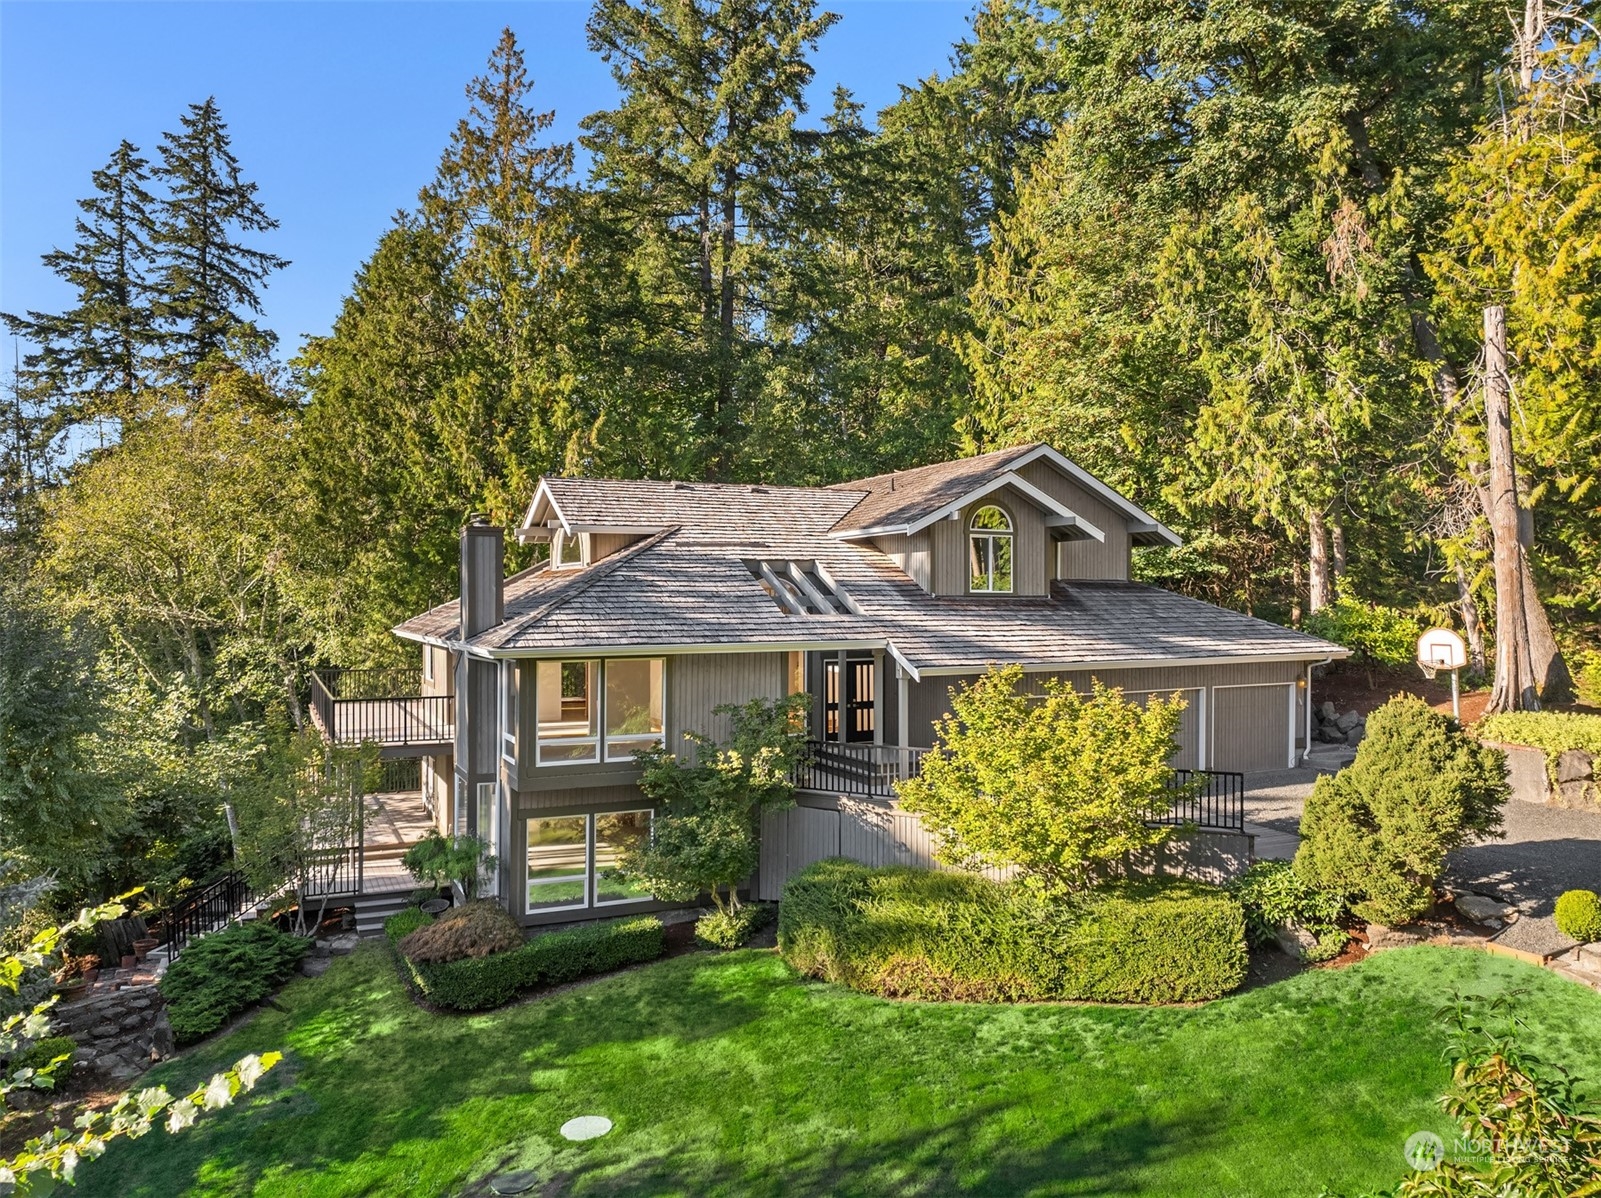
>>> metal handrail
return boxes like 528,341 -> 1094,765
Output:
792,740 -> 927,798
1147,769 -> 1247,832
158,869 -> 255,960
309,668 -> 455,748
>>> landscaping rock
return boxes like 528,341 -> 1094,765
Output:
1335,710 -> 1361,733
1365,924 -> 1425,952
1273,923 -> 1317,961
1319,701 -> 1338,722
1455,893 -> 1518,924
300,955 -> 332,978
150,1013 -> 175,1059
1557,750 -> 1594,784
1345,726 -> 1365,747
324,933 -> 359,957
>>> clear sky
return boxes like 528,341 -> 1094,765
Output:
1,0 -> 977,360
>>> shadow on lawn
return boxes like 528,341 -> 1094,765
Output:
462,1101 -> 1214,1198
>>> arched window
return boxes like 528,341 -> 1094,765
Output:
969,505 -> 1013,593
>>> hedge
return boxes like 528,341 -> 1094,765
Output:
159,921 -> 310,1044
778,858 -> 1248,1004
1478,711 -> 1601,770
391,913 -> 666,1011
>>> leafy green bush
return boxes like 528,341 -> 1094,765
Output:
1477,709 -> 1601,760
398,900 -> 521,964
1229,861 -> 1348,961
1296,697 -> 1508,925
778,859 -> 1247,1004
1555,890 -> 1601,943
159,921 -> 310,1044
402,832 -> 496,902
383,907 -> 433,944
1301,596 -> 1420,669
695,903 -> 773,949
398,915 -> 665,1010
5,1034 -> 76,1081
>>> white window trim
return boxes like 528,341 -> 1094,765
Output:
593,809 -> 656,907
476,782 -> 499,898
423,645 -> 434,683
500,662 -> 517,764
969,506 -> 1015,595
525,814 -> 590,916
533,659 -> 666,767
602,660 -> 666,763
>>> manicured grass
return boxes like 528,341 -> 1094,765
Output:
75,944 -> 1601,1197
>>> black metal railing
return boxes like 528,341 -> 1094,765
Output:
792,740 -> 927,798
309,668 -> 454,748
158,869 -> 255,960
1148,769 -> 1247,832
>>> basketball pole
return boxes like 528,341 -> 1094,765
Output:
1450,668 -> 1460,721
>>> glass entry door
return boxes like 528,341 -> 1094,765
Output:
823,657 -> 875,743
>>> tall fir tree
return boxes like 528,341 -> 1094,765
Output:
153,98 -> 288,372
1,140 -> 159,433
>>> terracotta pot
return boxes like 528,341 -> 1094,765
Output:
132,937 -> 158,962
81,967 -> 99,983
120,954 -> 136,970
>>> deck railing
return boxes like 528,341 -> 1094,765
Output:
792,740 -> 927,798
158,870 -> 256,960
309,668 -> 454,748
1148,769 -> 1247,832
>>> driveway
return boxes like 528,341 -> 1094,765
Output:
1239,760 -> 1601,917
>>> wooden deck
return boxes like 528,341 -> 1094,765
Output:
360,789 -> 436,895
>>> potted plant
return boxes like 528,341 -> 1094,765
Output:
132,935 -> 158,962
403,832 -> 497,907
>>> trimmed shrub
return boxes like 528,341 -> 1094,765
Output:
1230,861 -> 1348,962
5,1034 -> 76,1081
778,859 -> 1247,1004
695,903 -> 773,949
1555,890 -> 1601,943
398,900 -> 521,964
1296,697 -> 1508,926
384,907 -> 433,944
159,921 -> 310,1045
1478,710 -> 1601,759
400,916 -> 665,1011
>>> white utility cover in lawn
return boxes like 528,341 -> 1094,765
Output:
561,1116 -> 613,1141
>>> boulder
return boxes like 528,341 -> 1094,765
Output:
325,932 -> 359,957
1274,923 -> 1318,961
300,955 -> 332,978
1319,701 -> 1338,722
1454,893 -> 1518,924
1366,924 -> 1425,952
1345,726 -> 1365,747
1556,749 -> 1594,784
150,1012 -> 175,1059
1335,710 -> 1361,732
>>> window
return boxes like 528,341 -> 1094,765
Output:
525,815 -> 588,911
535,659 -> 665,766
556,530 -> 584,568
969,505 -> 1014,593
475,782 -> 499,898
501,662 -> 519,763
423,645 -> 434,683
536,660 -> 600,763
594,810 -> 654,904
604,659 -> 664,761
525,811 -> 655,913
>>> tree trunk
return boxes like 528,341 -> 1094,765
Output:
1519,544 -> 1573,701
1331,517 -> 1347,581
1484,305 -> 1540,713
1455,563 -> 1487,674
1308,510 -> 1333,613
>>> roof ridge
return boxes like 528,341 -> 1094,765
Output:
496,527 -> 679,638
541,474 -> 863,497
830,443 -> 1040,492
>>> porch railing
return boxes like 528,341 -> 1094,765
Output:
157,869 -> 256,961
793,740 -> 927,798
1148,769 -> 1247,832
309,668 -> 454,748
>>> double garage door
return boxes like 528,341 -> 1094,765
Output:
1124,682 -> 1296,773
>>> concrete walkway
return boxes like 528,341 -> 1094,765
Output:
1235,754 -> 1601,918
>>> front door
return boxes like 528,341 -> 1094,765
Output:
824,657 -> 875,743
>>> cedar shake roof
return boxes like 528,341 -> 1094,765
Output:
395,445 -> 1341,673
824,444 -> 1038,533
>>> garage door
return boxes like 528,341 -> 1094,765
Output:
1125,688 -> 1204,770
1211,683 -> 1294,773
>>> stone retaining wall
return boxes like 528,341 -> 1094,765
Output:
50,984 -> 174,1085
1483,740 -> 1600,812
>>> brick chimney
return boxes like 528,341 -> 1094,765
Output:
460,518 -> 504,638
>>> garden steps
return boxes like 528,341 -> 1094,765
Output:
353,891 -> 415,938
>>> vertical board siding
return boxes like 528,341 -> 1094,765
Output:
589,532 -> 644,562
1123,687 -> 1203,770
931,517 -> 966,596
871,532 -> 933,593
1211,683 -> 1296,772
1015,458 -> 1132,581
666,651 -> 787,747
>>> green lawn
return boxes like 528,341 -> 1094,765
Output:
75,943 -> 1601,1198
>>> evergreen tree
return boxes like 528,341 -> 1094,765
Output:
153,98 -> 288,371
579,0 -> 839,479
1,140 -> 159,430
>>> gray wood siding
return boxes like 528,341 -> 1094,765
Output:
931,515 -> 966,595
757,801 -> 941,900
1122,687 -> 1203,770
512,782 -> 650,817
666,651 -> 788,746
589,532 -> 644,562
1014,459 -> 1132,581
1211,683 -> 1296,772
871,532 -> 932,593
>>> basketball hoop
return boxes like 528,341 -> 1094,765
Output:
1416,628 -> 1468,719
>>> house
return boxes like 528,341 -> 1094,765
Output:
310,443 -> 1347,927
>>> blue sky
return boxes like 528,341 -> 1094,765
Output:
1,0 -> 977,360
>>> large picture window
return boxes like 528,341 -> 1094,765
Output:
969,505 -> 1014,593
525,811 -> 654,914
535,658 -> 665,766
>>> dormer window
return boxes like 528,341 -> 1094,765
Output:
555,530 -> 584,568
969,505 -> 1013,593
